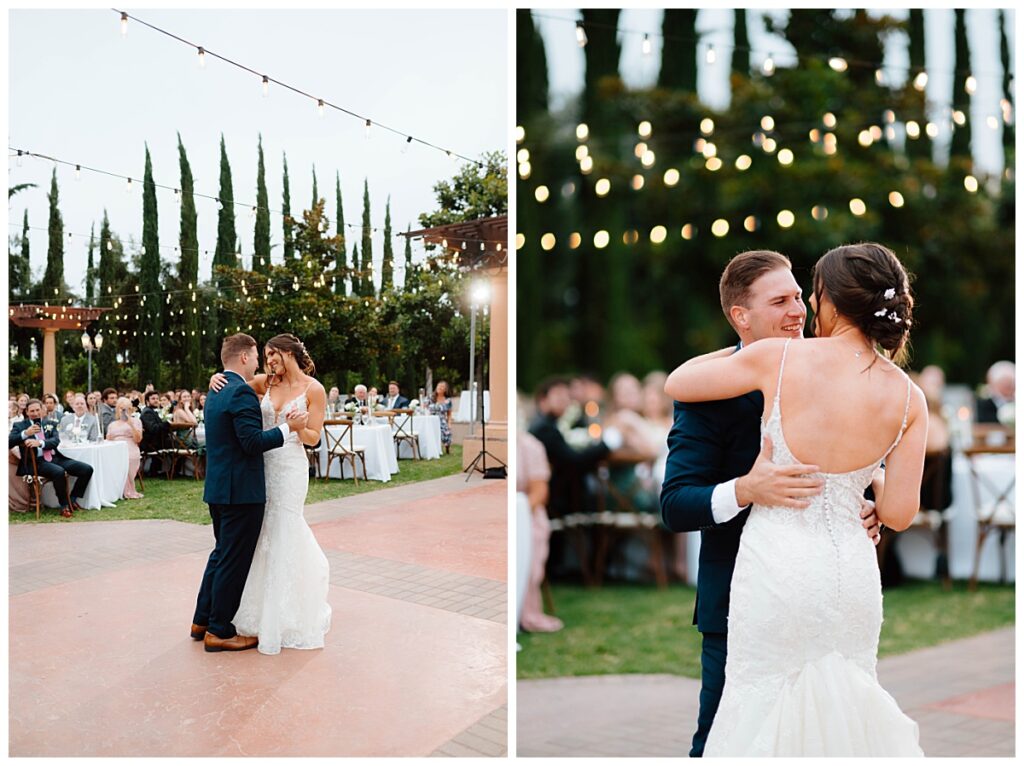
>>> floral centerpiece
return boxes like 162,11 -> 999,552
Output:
997,402 -> 1015,429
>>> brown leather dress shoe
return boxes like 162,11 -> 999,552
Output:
60,507 -> 73,518
190,623 -> 208,640
204,632 -> 258,652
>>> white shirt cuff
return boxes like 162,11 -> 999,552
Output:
711,479 -> 748,524
278,423 -> 290,438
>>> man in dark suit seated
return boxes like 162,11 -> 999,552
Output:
660,250 -> 882,757
344,384 -> 369,410
976,360 -> 1015,424
139,390 -> 171,475
382,381 -> 411,410
9,399 -> 94,517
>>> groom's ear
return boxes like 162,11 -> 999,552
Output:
729,305 -> 750,331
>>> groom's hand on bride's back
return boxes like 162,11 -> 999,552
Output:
735,435 -> 824,510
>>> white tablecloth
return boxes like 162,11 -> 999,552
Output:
42,441 -> 129,510
454,391 -> 490,423
897,452 -> 1015,582
318,423 -> 398,481
395,414 -> 442,460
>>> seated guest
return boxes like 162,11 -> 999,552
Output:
159,393 -> 172,412
914,367 -> 951,453
196,392 -> 207,415
345,384 -> 370,410
383,380 -> 410,410
9,399 -> 94,517
368,386 -> 379,403
43,393 -> 63,420
429,381 -> 454,453
86,391 -> 101,415
327,386 -> 342,415
139,390 -> 171,474
63,389 -> 76,412
518,429 -> 563,633
976,360 -> 1015,423
9,399 -> 22,426
528,377 -> 622,520
191,388 -> 202,407
98,387 -> 118,436
171,389 -> 200,454
106,396 -> 144,499
16,393 -> 29,418
59,394 -> 101,442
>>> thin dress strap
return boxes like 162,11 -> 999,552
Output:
882,374 -> 913,459
772,337 -> 793,407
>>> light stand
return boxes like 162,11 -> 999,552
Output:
464,285 -> 506,481
81,330 -> 103,392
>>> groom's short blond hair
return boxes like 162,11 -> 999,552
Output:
720,250 -> 792,327
221,333 -> 257,366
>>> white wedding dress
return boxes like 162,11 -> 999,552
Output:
703,339 -> 923,756
233,388 -> 332,655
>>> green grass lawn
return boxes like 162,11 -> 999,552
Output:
10,446 -> 463,525
517,579 -> 1015,679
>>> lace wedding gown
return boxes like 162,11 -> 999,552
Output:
703,339 -> 923,756
233,389 -> 332,655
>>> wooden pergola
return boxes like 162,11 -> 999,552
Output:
403,215 -> 508,469
9,305 -> 111,394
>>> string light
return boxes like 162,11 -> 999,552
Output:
700,118 -> 715,135
197,47 -> 206,68
762,53 -> 775,76
913,71 -> 928,91
576,123 -> 589,141
534,185 -> 550,203
705,44 -> 716,65
638,120 -> 652,139
828,57 -> 847,72
318,99 -> 325,118
595,178 -> 611,197
262,75 -> 269,97
120,11 -> 128,36
575,21 -> 587,48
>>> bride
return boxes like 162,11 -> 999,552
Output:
665,243 -> 928,756
211,333 -> 332,655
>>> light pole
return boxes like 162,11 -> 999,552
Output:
81,331 -> 103,392
467,280 -> 490,436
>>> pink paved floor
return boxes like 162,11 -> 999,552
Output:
10,476 -> 508,756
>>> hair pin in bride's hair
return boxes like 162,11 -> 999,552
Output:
874,309 -> 887,317
883,288 -> 897,300
888,312 -> 902,324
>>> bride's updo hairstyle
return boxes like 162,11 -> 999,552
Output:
265,333 -> 316,376
812,242 -> 914,365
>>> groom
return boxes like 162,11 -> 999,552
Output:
660,250 -> 882,756
191,333 -> 308,652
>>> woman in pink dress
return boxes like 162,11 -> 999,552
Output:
105,396 -> 144,499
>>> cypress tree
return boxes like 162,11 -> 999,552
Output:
282,152 -> 294,260
11,211 -> 33,357
731,9 -> 749,76
85,223 -> 96,304
659,10 -> 698,91
212,135 -> 238,343
138,145 -> 162,388
581,9 -> 622,126
360,178 -> 372,296
311,164 -> 319,208
334,171 -> 346,296
350,242 -> 359,297
381,196 -> 394,292
949,9 -> 971,161
516,10 -> 549,121
404,222 -> 413,288
97,211 -> 118,387
905,10 -> 929,160
20,211 -> 30,298
254,134 -> 271,273
178,133 -> 201,384
44,169 -> 65,390
999,10 -> 1013,153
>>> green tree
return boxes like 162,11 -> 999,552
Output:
658,10 -> 698,91
84,223 -> 96,304
253,134 -> 271,274
178,133 -> 202,384
732,9 -> 749,76
950,9 -> 971,161
311,164 -> 319,209
905,9 -> 930,161
517,10 -> 549,120
381,196 -> 394,291
10,211 -> 34,357
282,152 -> 295,260
211,134 -> 238,344
360,178 -> 373,296
404,221 -> 413,287
335,171 -> 346,296
581,9 -> 622,127
998,10 -> 1013,154
44,169 -> 65,391
350,242 -> 359,298
418,150 -> 508,228
96,212 -> 121,387
137,145 -> 162,387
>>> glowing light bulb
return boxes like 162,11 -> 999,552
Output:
575,21 -> 587,48
829,57 -> 847,72
318,99 -> 325,118
913,71 -> 928,91
706,45 -> 716,65
642,34 -> 652,56
262,75 -> 269,97
120,12 -> 128,36
198,47 -> 206,68
365,119 -> 372,139
763,54 -> 775,75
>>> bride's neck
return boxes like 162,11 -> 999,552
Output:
277,367 -> 304,386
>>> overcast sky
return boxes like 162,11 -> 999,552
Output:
534,8 -> 1013,175
8,9 -> 507,297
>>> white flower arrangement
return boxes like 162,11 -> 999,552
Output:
344,402 -> 358,413
409,399 -> 420,409
997,402 -> 1015,429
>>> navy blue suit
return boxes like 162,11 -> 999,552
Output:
660,381 -> 763,757
193,371 -> 286,639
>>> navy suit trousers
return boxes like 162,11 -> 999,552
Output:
689,632 -> 727,757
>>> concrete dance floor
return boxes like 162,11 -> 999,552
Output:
10,474 -> 507,757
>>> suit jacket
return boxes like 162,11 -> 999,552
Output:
384,394 -> 410,410
528,413 -> 611,518
202,371 -> 286,505
660,385 -> 764,635
98,402 -> 117,436
344,396 -> 368,408
8,417 -> 64,474
58,412 -> 100,442
975,396 -> 1004,424
139,405 -> 170,452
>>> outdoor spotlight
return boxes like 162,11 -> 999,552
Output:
471,281 -> 490,306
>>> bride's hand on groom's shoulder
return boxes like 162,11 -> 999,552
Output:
210,372 -> 227,392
